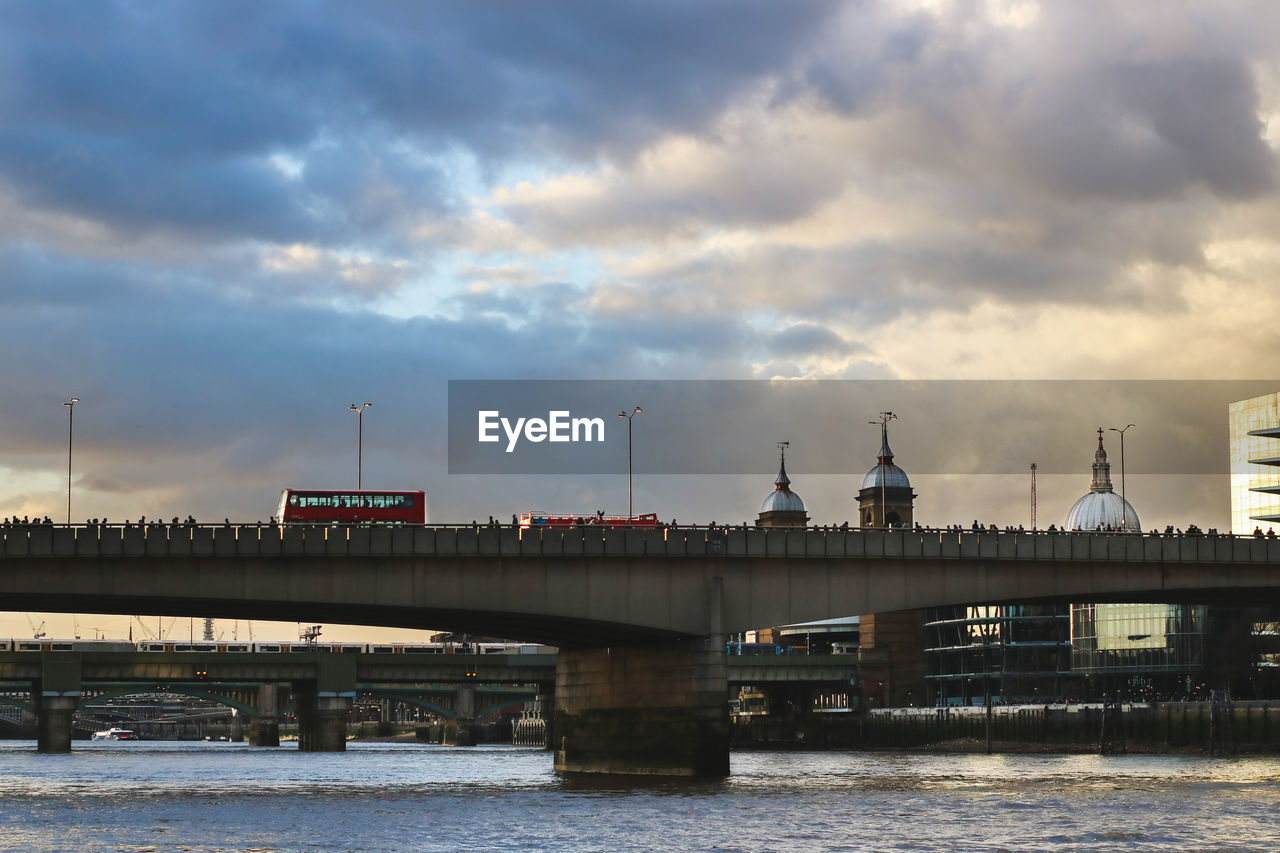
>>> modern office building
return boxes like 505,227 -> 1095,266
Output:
1227,392 -> 1280,695
1229,392 -> 1280,534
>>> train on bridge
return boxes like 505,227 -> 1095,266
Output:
2,638 -> 551,655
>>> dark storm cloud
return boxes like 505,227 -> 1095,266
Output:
0,0 -> 841,245
1012,58 -> 1276,203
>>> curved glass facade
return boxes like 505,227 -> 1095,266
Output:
1070,603 -> 1206,699
925,604 -> 1074,706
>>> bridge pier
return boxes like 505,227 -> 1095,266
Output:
36,654 -> 82,754
294,686 -> 352,752
249,683 -> 280,747
554,636 -> 729,777
443,685 -> 478,746
35,695 -> 77,753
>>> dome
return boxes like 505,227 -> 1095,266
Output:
1065,491 -> 1140,532
861,462 -> 911,490
1063,428 -> 1141,531
761,445 -> 806,513
762,488 -> 806,514
861,417 -> 910,490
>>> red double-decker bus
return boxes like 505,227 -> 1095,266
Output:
277,490 -> 427,525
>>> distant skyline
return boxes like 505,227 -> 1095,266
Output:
4,1 -> 1280,640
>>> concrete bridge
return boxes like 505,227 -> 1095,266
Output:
2,522 -> 1278,776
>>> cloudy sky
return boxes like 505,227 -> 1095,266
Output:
4,0 -> 1280,641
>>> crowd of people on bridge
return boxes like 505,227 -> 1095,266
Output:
4,515 -> 1276,539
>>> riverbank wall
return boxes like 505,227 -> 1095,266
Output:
731,700 -> 1280,753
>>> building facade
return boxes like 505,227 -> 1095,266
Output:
1229,392 -> 1280,534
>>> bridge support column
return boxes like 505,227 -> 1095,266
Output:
295,687 -> 352,752
249,683 -> 280,747
554,636 -> 728,777
36,654 -> 82,754
230,709 -> 244,743
36,696 -> 77,754
443,685 -> 478,746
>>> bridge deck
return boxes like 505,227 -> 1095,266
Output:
4,524 -> 1279,564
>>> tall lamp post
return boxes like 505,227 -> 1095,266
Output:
618,406 -> 642,519
868,411 -> 896,527
63,397 -> 79,524
1109,423 -> 1135,531
349,403 -> 371,489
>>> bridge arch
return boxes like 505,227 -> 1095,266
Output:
78,686 -> 258,716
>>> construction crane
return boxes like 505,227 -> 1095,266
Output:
132,616 -> 158,640
25,614 -> 45,639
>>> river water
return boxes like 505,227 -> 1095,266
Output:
0,741 -> 1276,852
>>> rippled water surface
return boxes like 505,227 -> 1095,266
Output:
0,741 -> 1277,851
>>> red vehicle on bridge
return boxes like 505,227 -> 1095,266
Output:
518,511 -> 660,528
277,490 -> 427,525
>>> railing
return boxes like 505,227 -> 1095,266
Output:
2,521 -> 1279,562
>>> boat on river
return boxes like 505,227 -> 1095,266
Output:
91,727 -> 137,741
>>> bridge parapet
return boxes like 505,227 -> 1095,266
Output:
5,523 -> 1280,564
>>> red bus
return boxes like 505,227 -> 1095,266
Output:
277,490 -> 427,525
518,511 -> 660,528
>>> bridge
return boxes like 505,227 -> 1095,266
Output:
2,522 -> 1278,776
0,647 -> 857,752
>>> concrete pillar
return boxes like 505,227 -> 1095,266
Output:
36,695 -> 77,754
249,683 -> 280,747
37,654 -> 82,754
539,681 -> 555,751
294,685 -> 352,752
229,709 -> 244,743
443,685 -> 479,746
554,635 -> 729,777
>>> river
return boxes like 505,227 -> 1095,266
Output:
0,741 -> 1276,851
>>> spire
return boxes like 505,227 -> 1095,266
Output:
876,411 -> 897,464
775,441 -> 791,490
1090,426 -> 1114,493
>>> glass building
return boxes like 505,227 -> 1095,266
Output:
1070,603 -> 1207,700
925,604 -> 1074,705
1229,392 -> 1280,534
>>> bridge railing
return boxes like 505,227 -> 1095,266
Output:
2,522 -> 1279,563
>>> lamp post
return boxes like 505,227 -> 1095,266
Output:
349,403 -> 371,489
1109,423 -> 1135,531
618,406 -> 642,519
868,411 -> 896,527
63,397 -> 79,524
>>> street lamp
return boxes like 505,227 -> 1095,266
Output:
63,397 -> 79,524
1109,424 -> 1135,531
349,403 -> 371,489
868,411 -> 896,527
618,406 -> 642,519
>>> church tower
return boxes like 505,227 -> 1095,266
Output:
856,412 -> 925,707
857,412 -> 916,528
